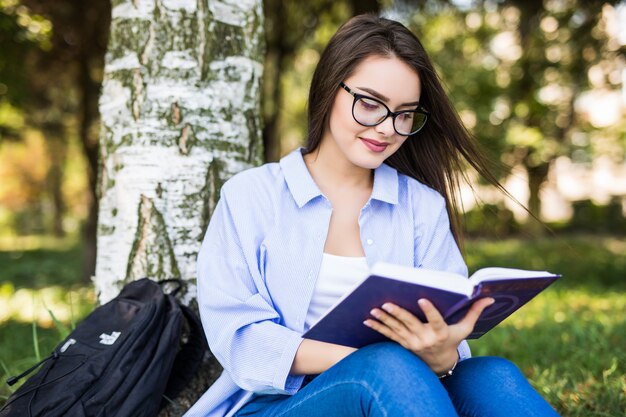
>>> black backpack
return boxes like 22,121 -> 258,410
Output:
0,278 -> 207,417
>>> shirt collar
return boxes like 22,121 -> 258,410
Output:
371,162 -> 399,205
280,148 -> 323,208
280,148 -> 399,208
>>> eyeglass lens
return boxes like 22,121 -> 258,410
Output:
354,96 -> 426,135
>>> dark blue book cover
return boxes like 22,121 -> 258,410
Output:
302,264 -> 560,348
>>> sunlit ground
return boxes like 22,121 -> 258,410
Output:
0,235 -> 95,328
0,283 -> 95,327
0,234 -> 624,416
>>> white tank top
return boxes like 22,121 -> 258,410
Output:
304,253 -> 369,330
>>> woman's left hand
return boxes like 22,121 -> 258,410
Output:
363,297 -> 494,374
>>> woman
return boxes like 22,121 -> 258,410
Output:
185,14 -> 559,417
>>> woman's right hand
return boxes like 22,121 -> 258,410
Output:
364,297 -> 494,374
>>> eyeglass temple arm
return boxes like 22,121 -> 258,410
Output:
339,82 -> 355,96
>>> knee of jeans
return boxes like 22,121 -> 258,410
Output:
478,356 -> 519,372
353,342 -> 431,380
473,356 -> 525,382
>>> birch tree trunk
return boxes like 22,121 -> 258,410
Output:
95,0 -> 264,412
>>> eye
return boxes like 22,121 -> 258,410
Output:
398,112 -> 414,121
358,97 -> 382,111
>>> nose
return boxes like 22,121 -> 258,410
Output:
374,115 -> 395,137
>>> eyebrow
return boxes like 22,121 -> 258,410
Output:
356,86 -> 420,107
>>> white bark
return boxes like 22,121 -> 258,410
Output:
95,0 -> 264,303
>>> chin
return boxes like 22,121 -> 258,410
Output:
350,154 -> 386,170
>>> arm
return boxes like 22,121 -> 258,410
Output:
290,339 -> 356,375
415,194 -> 467,277
198,187 -> 304,394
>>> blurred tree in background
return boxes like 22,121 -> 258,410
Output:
0,0 -> 109,280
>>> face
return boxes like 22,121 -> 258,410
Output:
320,55 -> 422,170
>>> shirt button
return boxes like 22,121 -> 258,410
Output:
366,239 -> 374,245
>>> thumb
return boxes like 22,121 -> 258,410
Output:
457,297 -> 495,332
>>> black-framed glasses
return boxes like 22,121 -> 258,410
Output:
339,82 -> 428,136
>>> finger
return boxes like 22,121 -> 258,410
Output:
363,318 -> 402,343
381,303 -> 424,333
417,298 -> 447,332
370,307 -> 408,335
458,297 -> 495,329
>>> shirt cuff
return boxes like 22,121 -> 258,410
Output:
272,333 -> 305,394
457,340 -> 471,361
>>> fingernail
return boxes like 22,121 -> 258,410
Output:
363,320 -> 372,327
370,309 -> 381,318
381,303 -> 394,312
418,298 -> 428,306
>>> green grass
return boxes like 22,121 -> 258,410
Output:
468,289 -> 625,415
0,235 -> 85,289
0,234 -> 624,415
0,236 -> 95,405
464,235 -> 626,290
465,235 -> 626,416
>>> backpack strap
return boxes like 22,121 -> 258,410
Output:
6,351 -> 58,386
158,278 -> 184,297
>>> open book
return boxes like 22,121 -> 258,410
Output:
302,262 -> 560,348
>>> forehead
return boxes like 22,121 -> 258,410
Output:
345,55 -> 421,103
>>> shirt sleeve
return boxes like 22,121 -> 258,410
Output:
197,186 -> 304,395
414,193 -> 468,277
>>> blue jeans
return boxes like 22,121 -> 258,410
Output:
235,342 -> 559,417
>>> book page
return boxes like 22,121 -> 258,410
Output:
469,267 -> 557,285
370,262 -> 473,296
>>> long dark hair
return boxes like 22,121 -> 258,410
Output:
304,14 -> 506,248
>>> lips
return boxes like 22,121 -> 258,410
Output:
360,138 -> 389,153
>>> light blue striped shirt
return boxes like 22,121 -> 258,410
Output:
185,148 -> 470,417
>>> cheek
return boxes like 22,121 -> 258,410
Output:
330,96 -> 362,131
394,136 -> 409,148
329,107 -> 360,138
387,136 -> 409,155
